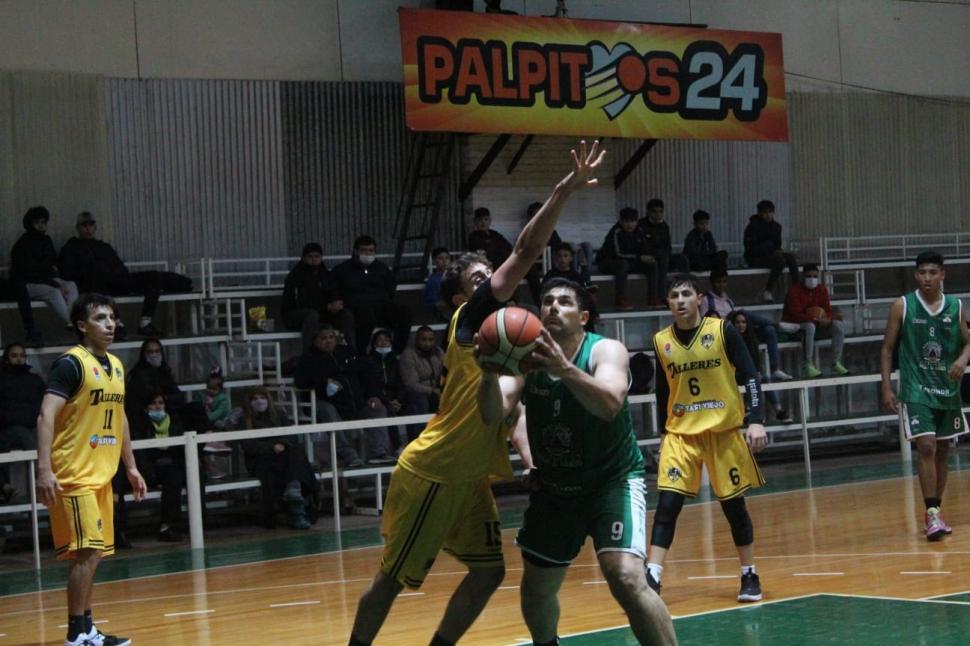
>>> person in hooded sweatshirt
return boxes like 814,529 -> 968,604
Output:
126,338 -> 182,416
742,200 -> 800,303
10,206 -> 78,325
360,328 -> 408,455
281,242 -> 355,351
0,342 -> 44,500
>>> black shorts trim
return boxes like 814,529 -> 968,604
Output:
389,482 -> 440,581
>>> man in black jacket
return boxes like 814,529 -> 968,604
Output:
281,242 -> 355,351
742,200 -> 799,303
0,342 -> 44,498
596,207 -> 652,310
294,325 -> 394,467
11,206 -> 78,325
332,236 -> 412,357
638,198 -> 689,307
58,212 -> 193,337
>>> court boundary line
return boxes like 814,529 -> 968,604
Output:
0,465 -> 957,600
924,589 -> 970,600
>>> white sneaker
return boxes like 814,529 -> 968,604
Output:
87,627 -> 131,646
64,635 -> 93,646
772,369 -> 793,381
762,290 -> 774,303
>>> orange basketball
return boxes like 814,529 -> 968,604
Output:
478,306 -> 543,375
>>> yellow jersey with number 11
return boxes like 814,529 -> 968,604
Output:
52,346 -> 126,491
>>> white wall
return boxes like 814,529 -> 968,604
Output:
0,1 -> 967,96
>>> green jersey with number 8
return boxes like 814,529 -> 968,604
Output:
898,291 -> 963,409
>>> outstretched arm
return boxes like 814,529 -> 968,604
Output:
880,297 -> 904,412
490,140 -> 606,301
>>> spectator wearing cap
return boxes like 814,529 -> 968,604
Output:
10,206 -> 78,326
58,211 -> 193,337
281,242 -> 356,351
683,210 -> 729,272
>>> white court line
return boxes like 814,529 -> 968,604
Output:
399,592 -> 424,597
900,571 -> 951,575
164,609 -> 215,617
687,575 -> 736,580
268,600 -> 320,608
497,585 -> 520,590
923,589 -> 970,600
582,580 -> 608,585
793,572 -> 844,576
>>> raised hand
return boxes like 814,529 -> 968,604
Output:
561,139 -> 607,192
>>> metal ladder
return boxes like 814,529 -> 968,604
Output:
392,131 -> 456,283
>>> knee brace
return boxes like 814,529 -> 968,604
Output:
720,497 -> 754,547
650,491 -> 685,549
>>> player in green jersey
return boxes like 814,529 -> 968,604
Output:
477,278 -> 676,646
881,251 -> 970,540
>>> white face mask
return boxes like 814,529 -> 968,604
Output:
804,277 -> 819,289
358,254 -> 376,266
375,346 -> 392,356
145,355 -> 163,368
250,398 -> 269,413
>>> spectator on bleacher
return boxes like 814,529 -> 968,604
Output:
542,246 -> 600,331
293,324 -> 395,467
10,206 -> 78,326
596,207 -> 652,311
469,206 -> 543,304
398,326 -> 444,438
281,242 -> 356,351
240,386 -> 316,530
126,338 -> 182,415
423,247 -> 451,320
0,342 -> 44,501
0,276 -> 41,347
780,264 -> 849,379
743,200 -> 799,303
528,200 -> 595,288
638,198 -> 689,306
683,209 -> 729,272
58,212 -> 193,338
727,311 -> 792,423
125,391 -> 187,541
701,268 -> 792,381
332,235 -> 412,357
361,328 -> 408,455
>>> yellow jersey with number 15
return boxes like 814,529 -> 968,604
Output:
398,303 -> 514,484
653,317 -> 744,436
52,346 -> 126,491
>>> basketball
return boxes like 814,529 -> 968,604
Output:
807,306 -> 826,321
477,306 -> 543,375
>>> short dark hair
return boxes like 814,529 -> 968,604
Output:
916,250 -> 944,268
555,242 -> 575,255
431,246 -> 449,258
803,263 -> 819,273
646,198 -> 664,211
619,206 -> 639,222
1,342 -> 26,367
415,325 -> 435,336
665,272 -> 702,295
70,293 -> 116,333
25,205 -> 50,222
353,235 -> 376,251
709,268 -> 728,281
473,207 -> 490,220
439,252 -> 491,308
693,209 -> 711,223
302,242 -> 323,257
540,277 -> 594,316
757,200 -> 775,212
527,201 -> 543,217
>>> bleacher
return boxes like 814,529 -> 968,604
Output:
1,233 -> 967,566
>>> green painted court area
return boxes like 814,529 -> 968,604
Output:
558,594 -> 970,645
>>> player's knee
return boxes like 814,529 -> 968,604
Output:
915,437 -> 936,459
600,557 -> 646,599
650,491 -> 685,549
469,564 -> 506,592
720,497 -> 754,547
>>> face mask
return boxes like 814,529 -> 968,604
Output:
325,382 -> 340,397
148,409 -> 167,422
250,398 -> 269,413
804,277 -> 819,289
375,346 -> 392,356
145,355 -> 162,368
358,254 -> 376,266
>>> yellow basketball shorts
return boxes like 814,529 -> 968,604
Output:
380,467 -> 503,589
49,484 -> 115,560
657,429 -> 765,500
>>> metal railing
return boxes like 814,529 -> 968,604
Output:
821,232 -> 970,267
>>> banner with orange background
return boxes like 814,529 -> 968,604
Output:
400,8 -> 787,142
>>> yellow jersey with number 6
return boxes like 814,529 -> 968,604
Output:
52,346 -> 126,491
653,317 -> 744,436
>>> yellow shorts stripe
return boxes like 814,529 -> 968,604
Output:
388,481 -> 440,582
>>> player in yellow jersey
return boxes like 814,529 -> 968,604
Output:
349,140 -> 606,646
646,274 -> 768,603
36,293 -> 147,646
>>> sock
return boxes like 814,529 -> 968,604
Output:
535,639 -> 561,646
429,632 -> 455,646
925,498 -> 941,511
348,635 -> 370,646
741,565 -> 756,576
647,562 -> 664,581
84,609 -> 93,633
67,615 -> 86,641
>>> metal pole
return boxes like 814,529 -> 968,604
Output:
29,460 -> 40,570
800,387 -> 812,474
330,431 -> 341,534
183,432 -> 205,551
